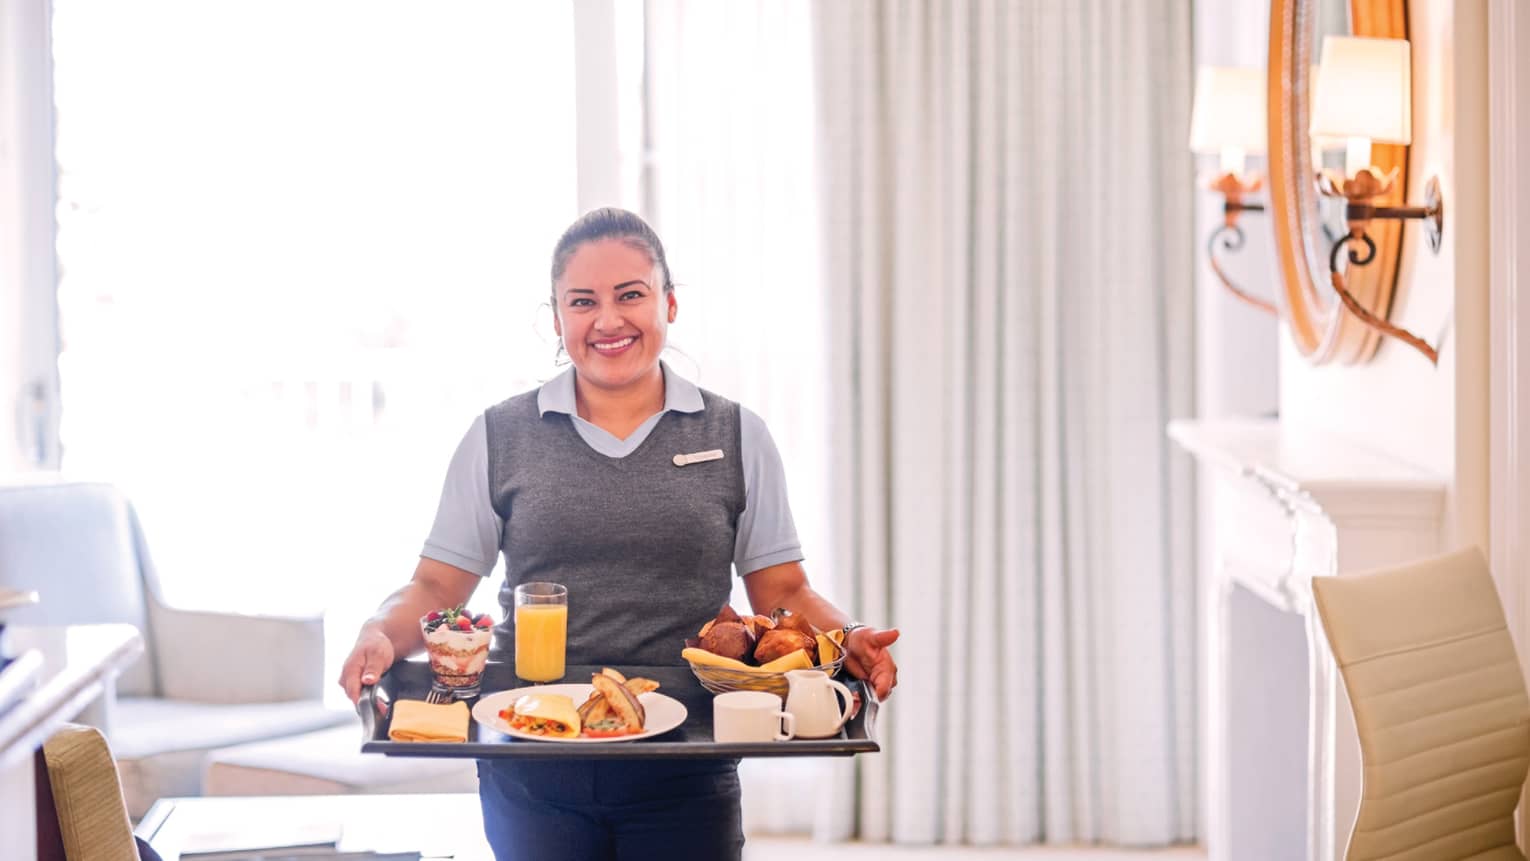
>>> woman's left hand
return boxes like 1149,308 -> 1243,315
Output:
843,626 -> 900,700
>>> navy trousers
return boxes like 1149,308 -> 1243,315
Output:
477,758 -> 743,861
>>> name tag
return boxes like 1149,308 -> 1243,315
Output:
672,449 -> 725,467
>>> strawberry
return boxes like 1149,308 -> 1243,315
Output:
475,616 -> 492,629
426,611 -> 442,622
455,616 -> 473,631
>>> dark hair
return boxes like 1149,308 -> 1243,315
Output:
550,207 -> 674,296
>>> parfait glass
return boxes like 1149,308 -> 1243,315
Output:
421,609 -> 492,700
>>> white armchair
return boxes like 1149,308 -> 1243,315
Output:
0,479 -> 351,817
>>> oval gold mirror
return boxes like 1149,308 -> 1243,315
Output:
1267,0 -> 1408,365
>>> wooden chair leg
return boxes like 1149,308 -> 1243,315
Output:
35,747 -> 65,861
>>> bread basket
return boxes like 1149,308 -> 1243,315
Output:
685,631 -> 847,698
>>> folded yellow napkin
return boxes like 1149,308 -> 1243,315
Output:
389,699 -> 470,742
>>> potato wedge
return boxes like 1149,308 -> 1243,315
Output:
575,675 -> 657,724
577,694 -> 605,725
591,673 -> 645,730
578,676 -> 659,723
625,677 -> 659,696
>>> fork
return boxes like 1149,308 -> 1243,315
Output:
425,687 -> 453,705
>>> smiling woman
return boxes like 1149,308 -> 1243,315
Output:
337,208 -> 898,861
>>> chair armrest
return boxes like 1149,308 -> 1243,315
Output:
147,604 -> 325,703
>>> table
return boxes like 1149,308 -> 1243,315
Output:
136,793 -> 493,860
0,624 -> 144,861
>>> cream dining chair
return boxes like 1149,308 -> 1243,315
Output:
1312,547 -> 1530,861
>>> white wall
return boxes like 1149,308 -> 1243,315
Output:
1486,0 -> 1530,843
1278,0 -> 1489,552
1192,0 -> 1280,422
1190,3 -> 1282,847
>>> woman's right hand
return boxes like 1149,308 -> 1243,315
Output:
337,559 -> 480,704
339,627 -> 396,705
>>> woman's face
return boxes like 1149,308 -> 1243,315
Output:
553,238 -> 676,393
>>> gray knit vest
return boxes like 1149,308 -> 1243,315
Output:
483,388 -> 744,669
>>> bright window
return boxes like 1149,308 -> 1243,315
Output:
52,2 -> 578,674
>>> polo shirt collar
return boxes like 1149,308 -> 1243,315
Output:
537,361 -> 704,417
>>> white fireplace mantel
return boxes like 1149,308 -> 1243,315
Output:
1169,417 -> 1447,861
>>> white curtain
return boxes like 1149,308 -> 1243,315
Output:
813,0 -> 1198,847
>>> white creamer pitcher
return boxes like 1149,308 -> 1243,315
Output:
783,669 -> 855,738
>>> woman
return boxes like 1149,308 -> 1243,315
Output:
339,208 -> 899,861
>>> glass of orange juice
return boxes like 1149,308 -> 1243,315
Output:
513,582 -> 568,683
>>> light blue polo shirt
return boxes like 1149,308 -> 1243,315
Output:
421,362 -> 804,578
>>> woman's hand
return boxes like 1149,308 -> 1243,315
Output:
844,626 -> 900,700
741,561 -> 902,699
339,627 -> 396,705
338,558 -> 480,704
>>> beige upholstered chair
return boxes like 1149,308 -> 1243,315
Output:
0,479 -> 350,817
41,724 -> 140,861
1312,547 -> 1530,861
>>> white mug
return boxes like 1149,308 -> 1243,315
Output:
712,691 -> 795,743
783,669 -> 854,738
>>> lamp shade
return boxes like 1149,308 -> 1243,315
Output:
1310,36 -> 1411,145
1189,66 -> 1266,155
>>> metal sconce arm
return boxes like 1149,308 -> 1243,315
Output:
1206,173 -> 1278,316
1319,169 -> 1444,365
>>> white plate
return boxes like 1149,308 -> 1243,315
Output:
472,683 -> 688,743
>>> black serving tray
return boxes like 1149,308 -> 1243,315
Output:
358,661 -> 879,760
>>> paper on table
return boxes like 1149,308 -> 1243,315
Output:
0,588 -> 38,611
184,853 -> 418,861
388,699 -> 470,742
176,816 -> 341,859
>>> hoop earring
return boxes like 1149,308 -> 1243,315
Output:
536,298 -> 571,367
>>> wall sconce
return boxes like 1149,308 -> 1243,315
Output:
1310,35 -> 1445,364
1190,66 -> 1276,316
